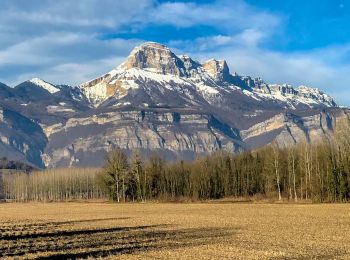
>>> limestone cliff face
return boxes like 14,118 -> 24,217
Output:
202,59 -> 230,82
42,110 -> 242,167
39,108 -> 349,168
241,110 -> 343,149
123,42 -> 184,76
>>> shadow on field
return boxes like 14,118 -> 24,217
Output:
1,224 -> 161,240
0,218 -> 234,259
0,217 -> 130,236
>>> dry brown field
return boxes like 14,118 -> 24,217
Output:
0,202 -> 350,259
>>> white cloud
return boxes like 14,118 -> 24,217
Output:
0,0 -> 350,106
2,0 -> 279,86
1,35 -> 142,86
169,29 -> 266,53
150,0 -> 279,31
0,0 -> 154,29
32,57 -> 126,86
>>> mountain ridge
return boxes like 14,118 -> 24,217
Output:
0,42 -> 348,168
79,42 -> 337,109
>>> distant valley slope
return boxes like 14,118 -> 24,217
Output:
0,42 -> 348,168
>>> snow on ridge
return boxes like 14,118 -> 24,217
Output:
81,62 -> 337,109
29,78 -> 60,94
247,82 -> 336,109
82,81 -> 107,105
134,42 -> 170,52
77,42 -> 338,109
196,83 -> 219,95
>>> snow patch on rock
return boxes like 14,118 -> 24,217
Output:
29,78 -> 60,94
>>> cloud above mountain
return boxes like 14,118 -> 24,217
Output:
1,0 -> 350,105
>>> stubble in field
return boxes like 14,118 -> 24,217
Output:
0,202 -> 349,259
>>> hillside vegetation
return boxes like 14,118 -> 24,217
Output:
2,118 -> 350,203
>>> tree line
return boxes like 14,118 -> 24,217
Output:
97,118 -> 350,203
3,168 -> 104,202
3,117 -> 350,202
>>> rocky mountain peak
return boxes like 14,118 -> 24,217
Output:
122,42 -> 184,76
0,41 -> 345,168
179,55 -> 201,72
202,59 -> 230,81
78,41 -> 338,109
28,78 -> 60,94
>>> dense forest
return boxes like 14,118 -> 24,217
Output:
2,118 -> 350,203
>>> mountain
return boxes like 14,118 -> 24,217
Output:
0,106 -> 47,167
0,42 -> 348,168
80,42 -> 336,109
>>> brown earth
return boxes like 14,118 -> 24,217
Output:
0,202 -> 349,259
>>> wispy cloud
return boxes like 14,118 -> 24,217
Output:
0,0 -> 350,105
150,0 -> 279,31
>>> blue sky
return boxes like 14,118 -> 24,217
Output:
1,0 -> 350,105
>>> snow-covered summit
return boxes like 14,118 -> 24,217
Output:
79,42 -> 338,109
29,78 -> 60,94
121,42 -> 184,76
